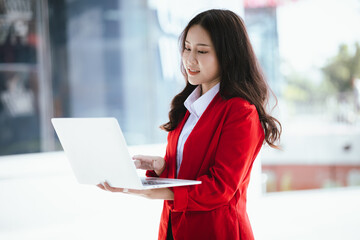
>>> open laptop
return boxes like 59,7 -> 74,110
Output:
51,118 -> 201,189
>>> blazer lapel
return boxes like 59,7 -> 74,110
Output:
167,111 -> 190,179
177,94 -> 222,179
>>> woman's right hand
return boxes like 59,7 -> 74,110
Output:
132,155 -> 166,176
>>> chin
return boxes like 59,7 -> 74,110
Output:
187,79 -> 200,86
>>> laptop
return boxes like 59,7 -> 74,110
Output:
51,118 -> 201,189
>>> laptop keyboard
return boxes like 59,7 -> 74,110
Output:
142,179 -> 172,186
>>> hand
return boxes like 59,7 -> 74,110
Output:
96,182 -> 174,200
132,155 -> 166,176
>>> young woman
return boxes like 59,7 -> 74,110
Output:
98,9 -> 281,240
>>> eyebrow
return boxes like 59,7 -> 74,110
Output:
185,40 -> 211,47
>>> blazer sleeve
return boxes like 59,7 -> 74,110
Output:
145,159 -> 169,178
171,102 -> 265,212
145,170 -> 159,177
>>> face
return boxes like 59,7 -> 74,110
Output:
182,25 -> 220,94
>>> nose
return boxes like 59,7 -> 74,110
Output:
185,51 -> 197,65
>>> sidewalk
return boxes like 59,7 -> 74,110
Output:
249,187 -> 360,240
0,150 -> 360,240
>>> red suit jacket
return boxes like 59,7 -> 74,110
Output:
147,94 -> 265,240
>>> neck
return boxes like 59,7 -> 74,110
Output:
201,80 -> 220,96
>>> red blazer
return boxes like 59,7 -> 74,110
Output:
147,94 -> 265,240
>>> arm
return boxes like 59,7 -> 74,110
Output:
172,104 -> 264,212
97,182 -> 174,200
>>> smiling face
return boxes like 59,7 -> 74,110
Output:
182,24 -> 221,95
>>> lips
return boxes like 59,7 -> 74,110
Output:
187,68 -> 200,76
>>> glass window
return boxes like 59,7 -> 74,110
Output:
0,0 -> 243,154
0,0 -> 41,155
244,0 -> 360,192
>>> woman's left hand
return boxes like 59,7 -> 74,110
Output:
97,182 -> 174,200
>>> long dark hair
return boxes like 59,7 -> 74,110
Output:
161,9 -> 281,148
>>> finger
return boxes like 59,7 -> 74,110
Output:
97,183 -> 106,190
132,154 -> 147,160
133,159 -> 141,168
103,182 -> 123,193
132,155 -> 155,162
132,159 -> 154,170
103,182 -> 115,192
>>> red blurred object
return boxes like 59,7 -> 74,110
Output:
263,164 -> 360,192
244,0 -> 298,8
27,33 -> 38,47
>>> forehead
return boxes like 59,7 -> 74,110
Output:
185,25 -> 212,45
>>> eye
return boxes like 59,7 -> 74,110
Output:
184,47 -> 191,51
198,51 -> 208,54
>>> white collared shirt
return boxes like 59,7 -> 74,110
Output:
176,83 -> 220,176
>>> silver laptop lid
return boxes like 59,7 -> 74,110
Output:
51,118 -> 143,189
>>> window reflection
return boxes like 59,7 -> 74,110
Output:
0,0 -> 40,155
253,0 -> 360,192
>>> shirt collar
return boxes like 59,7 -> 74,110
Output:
184,83 -> 220,118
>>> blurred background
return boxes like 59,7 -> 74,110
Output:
0,0 -> 360,239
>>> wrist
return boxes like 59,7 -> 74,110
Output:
155,158 -> 166,176
156,188 -> 173,200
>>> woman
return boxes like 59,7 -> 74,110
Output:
98,9 -> 281,240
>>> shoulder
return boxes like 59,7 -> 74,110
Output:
225,97 -> 255,109
214,96 -> 264,141
218,96 -> 258,120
